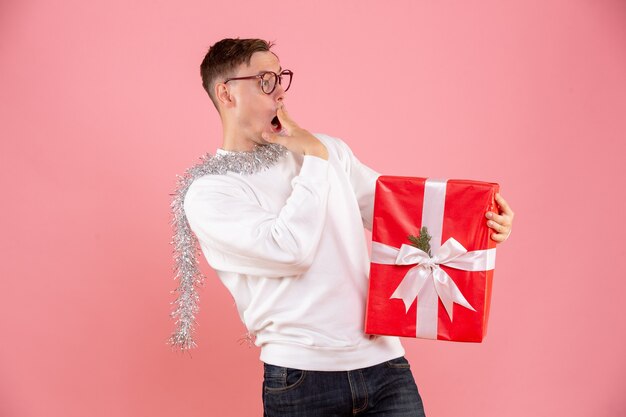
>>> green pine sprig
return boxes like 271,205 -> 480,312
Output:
408,226 -> 432,256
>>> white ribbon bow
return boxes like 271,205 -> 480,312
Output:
371,237 -> 496,322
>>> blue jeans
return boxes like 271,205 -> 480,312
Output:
262,356 -> 426,416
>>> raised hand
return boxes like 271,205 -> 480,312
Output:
262,105 -> 328,160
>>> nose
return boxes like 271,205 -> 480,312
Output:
273,83 -> 286,102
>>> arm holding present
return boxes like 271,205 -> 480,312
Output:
331,145 -> 517,242
331,145 -> 516,242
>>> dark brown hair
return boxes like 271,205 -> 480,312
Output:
200,38 -> 275,109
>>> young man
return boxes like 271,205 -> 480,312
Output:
171,38 -> 514,417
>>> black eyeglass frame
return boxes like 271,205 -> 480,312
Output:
223,70 -> 293,94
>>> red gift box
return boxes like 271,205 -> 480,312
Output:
365,177 -> 499,342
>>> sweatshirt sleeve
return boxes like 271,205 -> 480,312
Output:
183,155 -> 330,277
317,134 -> 380,231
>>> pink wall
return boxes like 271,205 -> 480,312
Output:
1,0 -> 625,416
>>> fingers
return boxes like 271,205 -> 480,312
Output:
262,107 -> 293,144
487,219 -> 512,243
495,193 -> 514,217
486,219 -> 507,234
276,105 -> 297,130
490,231 -> 509,243
485,193 -> 513,222
485,192 -> 514,243
263,123 -> 326,159
485,211 -> 506,225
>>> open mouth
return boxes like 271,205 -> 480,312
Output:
271,115 -> 282,133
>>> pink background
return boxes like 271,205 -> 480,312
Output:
1,0 -> 625,416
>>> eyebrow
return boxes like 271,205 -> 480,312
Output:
256,66 -> 283,75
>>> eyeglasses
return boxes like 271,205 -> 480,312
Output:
223,70 -> 293,94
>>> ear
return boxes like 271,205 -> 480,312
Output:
215,83 -> 235,108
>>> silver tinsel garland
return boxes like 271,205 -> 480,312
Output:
168,143 -> 288,351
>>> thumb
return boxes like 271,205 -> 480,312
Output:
262,131 -> 283,144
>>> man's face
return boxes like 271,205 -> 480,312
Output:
225,51 -> 286,145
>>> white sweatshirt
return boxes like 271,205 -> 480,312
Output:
184,134 -> 404,371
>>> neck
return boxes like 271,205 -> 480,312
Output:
221,121 -> 260,152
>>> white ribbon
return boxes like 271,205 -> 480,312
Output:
371,178 -> 496,339
371,238 -> 495,317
